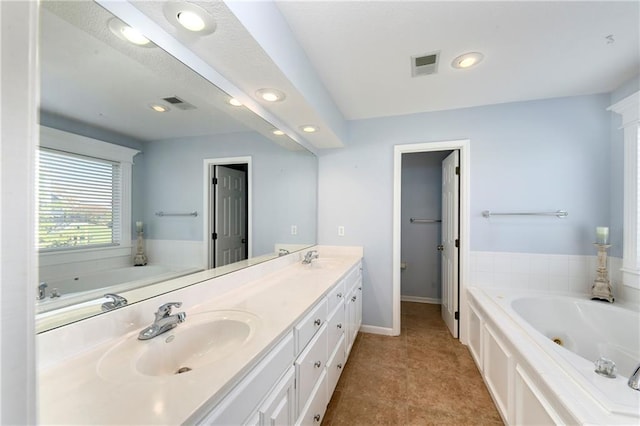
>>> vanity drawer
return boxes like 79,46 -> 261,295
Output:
295,323 -> 328,414
296,370 -> 328,426
326,300 -> 345,353
326,279 -> 345,314
295,299 -> 328,354
327,334 -> 346,397
199,332 -> 294,425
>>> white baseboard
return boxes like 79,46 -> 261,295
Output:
359,324 -> 398,336
401,295 -> 441,304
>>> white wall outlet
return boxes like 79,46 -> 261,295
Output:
338,226 -> 345,236
291,225 -> 297,235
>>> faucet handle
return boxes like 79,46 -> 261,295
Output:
155,302 -> 182,318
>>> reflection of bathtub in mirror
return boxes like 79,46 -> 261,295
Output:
36,265 -> 202,315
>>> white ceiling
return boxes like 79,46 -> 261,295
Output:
39,1 -> 640,150
276,1 -> 640,120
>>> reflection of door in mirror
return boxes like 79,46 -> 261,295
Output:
213,164 -> 248,267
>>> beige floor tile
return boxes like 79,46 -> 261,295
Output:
325,302 -> 503,426
327,394 -> 407,426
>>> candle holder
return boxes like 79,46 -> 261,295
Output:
134,230 -> 148,266
591,243 -> 613,303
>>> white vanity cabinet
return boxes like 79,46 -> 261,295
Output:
198,333 -> 295,425
194,261 -> 363,426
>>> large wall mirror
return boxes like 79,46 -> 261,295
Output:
36,1 -> 317,332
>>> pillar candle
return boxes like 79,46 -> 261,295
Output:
596,226 -> 609,245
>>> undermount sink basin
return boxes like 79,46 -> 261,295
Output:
98,310 -> 260,380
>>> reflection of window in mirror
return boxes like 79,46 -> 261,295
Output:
38,126 -> 139,261
38,148 -> 121,251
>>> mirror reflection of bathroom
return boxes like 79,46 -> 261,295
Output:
35,0 -> 318,329
400,150 -> 457,337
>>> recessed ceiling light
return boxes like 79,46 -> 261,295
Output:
177,10 -> 205,32
229,98 -> 242,107
108,18 -> 154,47
256,88 -> 286,103
149,104 -> 170,112
452,52 -> 484,69
164,2 -> 216,35
272,130 -> 285,136
300,125 -> 318,133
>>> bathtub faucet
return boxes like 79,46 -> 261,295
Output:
138,302 -> 186,340
302,250 -> 319,264
629,363 -> 640,391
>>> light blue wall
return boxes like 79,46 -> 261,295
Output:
400,151 -> 449,299
318,94 -> 611,328
140,132 -> 317,256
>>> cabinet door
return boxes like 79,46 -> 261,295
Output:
345,288 -> 356,356
260,367 -> 295,426
295,324 -> 328,416
354,278 -> 362,332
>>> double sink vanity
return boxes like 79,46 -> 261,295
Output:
38,246 -> 363,425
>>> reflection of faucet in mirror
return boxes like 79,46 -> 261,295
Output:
138,302 -> 186,340
101,294 -> 128,312
279,248 -> 290,257
37,282 -> 48,300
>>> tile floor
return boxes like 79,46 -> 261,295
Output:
322,302 -> 503,425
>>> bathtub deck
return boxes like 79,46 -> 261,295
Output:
321,302 -> 503,425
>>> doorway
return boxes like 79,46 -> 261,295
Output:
203,157 -> 251,269
392,140 -> 470,342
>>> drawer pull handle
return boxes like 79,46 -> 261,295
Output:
337,293 -> 343,298
314,318 -> 321,326
314,361 -> 322,368
337,363 -> 343,369
314,414 -> 321,422
337,323 -> 342,329
352,296 -> 357,302
358,287 -> 362,290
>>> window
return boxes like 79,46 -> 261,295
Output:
38,148 -> 121,250
38,126 -> 139,259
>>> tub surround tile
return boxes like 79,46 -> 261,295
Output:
470,251 -> 633,303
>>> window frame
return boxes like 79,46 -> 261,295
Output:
608,91 -> 640,290
38,126 -> 139,266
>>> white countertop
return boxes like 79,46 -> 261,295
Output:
38,247 -> 362,425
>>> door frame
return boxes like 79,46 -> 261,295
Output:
392,140 -> 470,343
203,156 -> 252,269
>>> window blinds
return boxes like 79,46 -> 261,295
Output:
38,148 -> 121,250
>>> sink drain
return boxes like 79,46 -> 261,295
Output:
552,337 -> 563,346
175,367 -> 192,374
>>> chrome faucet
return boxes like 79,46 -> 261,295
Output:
101,293 -> 128,311
302,250 -> 319,264
629,363 -> 640,391
138,302 -> 186,340
36,282 -> 48,300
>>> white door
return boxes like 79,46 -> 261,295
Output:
213,165 -> 247,267
441,151 -> 459,337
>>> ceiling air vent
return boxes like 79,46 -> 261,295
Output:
411,51 -> 440,77
162,96 -> 196,111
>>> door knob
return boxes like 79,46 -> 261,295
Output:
437,244 -> 444,251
